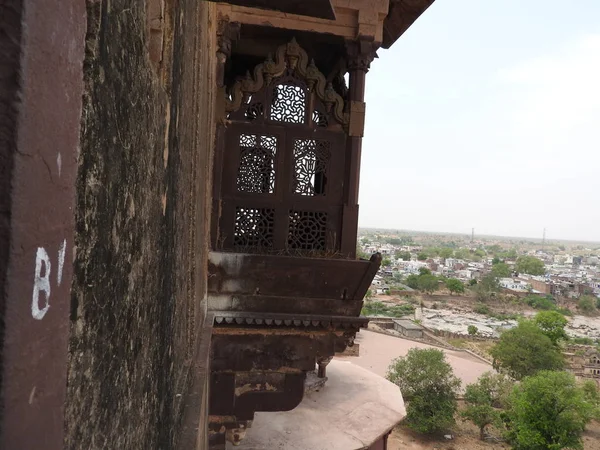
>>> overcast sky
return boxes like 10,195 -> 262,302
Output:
359,0 -> 600,242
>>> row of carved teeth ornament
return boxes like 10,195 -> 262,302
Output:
225,38 -> 349,129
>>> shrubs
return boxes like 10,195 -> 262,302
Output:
467,325 -> 478,336
474,303 -> 491,315
523,294 -> 556,310
361,301 -> 414,317
473,303 -> 519,321
578,295 -> 597,315
387,348 -> 460,434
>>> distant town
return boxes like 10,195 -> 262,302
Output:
359,228 -> 600,302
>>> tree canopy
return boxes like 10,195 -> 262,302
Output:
490,320 -> 564,380
417,274 -> 439,294
387,348 -> 460,434
533,310 -> 568,345
462,372 -> 513,440
405,274 -> 419,290
473,274 -> 501,302
491,262 -> 511,278
395,250 -> 411,261
439,248 -> 453,259
446,278 -> 465,295
506,371 -> 594,450
515,256 -> 545,276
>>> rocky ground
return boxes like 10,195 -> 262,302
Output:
374,293 -> 600,340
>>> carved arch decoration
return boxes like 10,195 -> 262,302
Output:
225,38 -> 349,129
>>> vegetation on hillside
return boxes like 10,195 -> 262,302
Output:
361,301 -> 414,318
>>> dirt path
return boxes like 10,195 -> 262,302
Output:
337,330 -> 492,389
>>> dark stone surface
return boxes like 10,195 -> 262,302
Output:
65,1 -> 215,448
0,1 -> 22,419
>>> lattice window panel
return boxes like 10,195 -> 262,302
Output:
270,84 -> 306,124
287,210 -> 328,250
234,207 -> 275,248
237,134 -> 277,194
293,138 -> 331,196
312,110 -> 328,128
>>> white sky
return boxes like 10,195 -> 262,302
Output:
359,0 -> 600,242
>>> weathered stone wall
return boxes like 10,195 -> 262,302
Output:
0,1 -> 22,412
65,1 -> 216,448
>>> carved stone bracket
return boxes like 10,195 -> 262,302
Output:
216,21 -> 240,88
225,38 -> 349,128
346,38 -> 378,73
217,20 -> 240,60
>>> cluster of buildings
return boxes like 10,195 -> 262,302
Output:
361,239 -> 600,301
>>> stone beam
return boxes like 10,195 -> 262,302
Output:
217,0 -> 390,44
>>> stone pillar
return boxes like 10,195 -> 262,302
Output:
318,356 -> 333,378
340,38 -> 377,257
0,1 -> 86,448
211,20 -> 240,248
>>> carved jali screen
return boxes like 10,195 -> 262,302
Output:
216,42 -> 347,255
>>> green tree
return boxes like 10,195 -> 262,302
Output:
491,256 -> 501,265
491,262 -> 511,278
417,252 -> 428,261
418,267 -> 431,275
446,278 -> 465,295
581,380 -> 600,420
467,325 -> 478,336
469,279 -> 478,286
578,295 -> 597,315
499,248 -> 518,260
475,249 -> 486,257
387,348 -> 460,434
381,257 -> 392,267
533,310 -> 568,345
505,371 -> 594,450
417,274 -> 439,294
439,247 -> 453,259
474,274 -> 501,302
405,274 -> 419,290
515,256 -> 545,276
365,289 -> 373,299
396,250 -> 411,261
454,248 -> 470,260
490,320 -> 564,380
462,372 -> 513,440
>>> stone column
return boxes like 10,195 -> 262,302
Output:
318,356 -> 333,378
340,38 -> 377,257
0,1 -> 86,448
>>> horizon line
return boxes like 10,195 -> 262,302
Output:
358,226 -> 600,246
